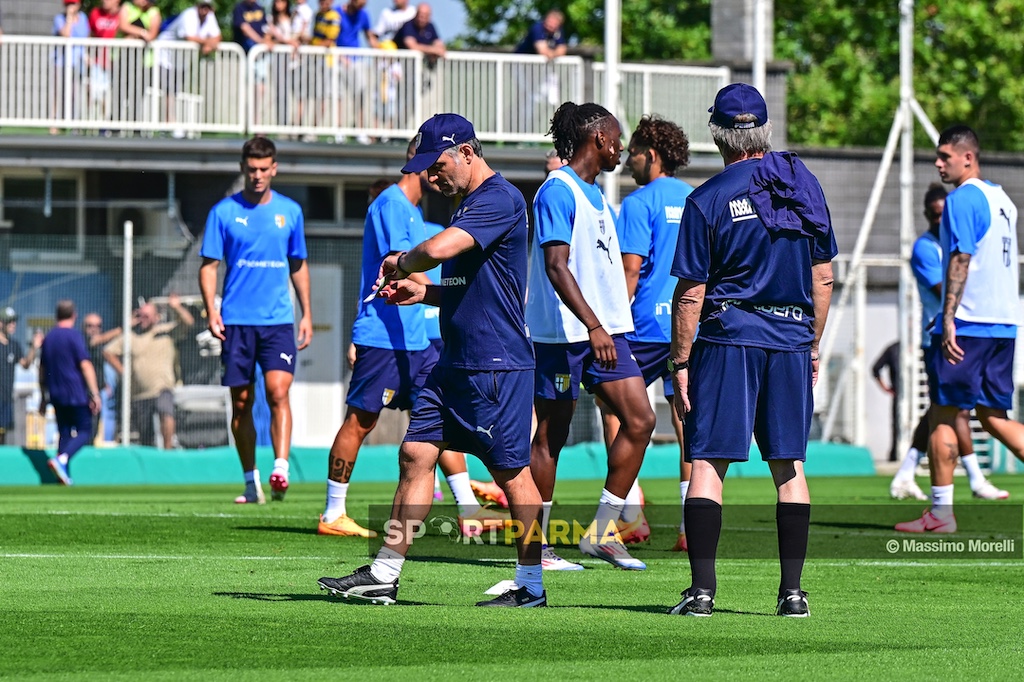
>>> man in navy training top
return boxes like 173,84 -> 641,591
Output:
39,300 -> 101,486
668,83 -> 837,618
318,138 -> 509,539
318,113 -> 546,608
889,184 -> 1009,502
200,136 -> 313,505
598,114 -> 694,551
896,125 -> 1024,534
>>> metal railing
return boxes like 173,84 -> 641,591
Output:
1,35 -> 728,143
0,36 -> 247,136
593,62 -> 731,152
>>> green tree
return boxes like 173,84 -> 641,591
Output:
777,1 -> 1024,151
457,0 -> 712,62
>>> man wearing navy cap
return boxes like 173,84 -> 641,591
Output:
666,83 -> 837,618
318,114 -> 546,608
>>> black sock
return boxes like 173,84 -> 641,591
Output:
777,502 -> 810,593
684,497 -> 722,594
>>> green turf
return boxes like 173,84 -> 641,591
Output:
2,476 -> 1023,680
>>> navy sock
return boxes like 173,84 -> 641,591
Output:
684,497 -> 722,594
777,502 -> 810,593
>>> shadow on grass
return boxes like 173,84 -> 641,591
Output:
233,525 -> 321,536
213,591 -> 435,606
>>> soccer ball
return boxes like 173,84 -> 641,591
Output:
429,515 -> 461,540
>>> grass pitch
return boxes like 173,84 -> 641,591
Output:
2,475 -> 1023,680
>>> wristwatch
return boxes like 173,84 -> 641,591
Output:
669,359 -> 689,373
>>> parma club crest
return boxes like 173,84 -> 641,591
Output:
554,373 -> 571,394
274,214 -> 286,229
382,388 -> 396,406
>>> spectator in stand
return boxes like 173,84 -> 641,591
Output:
370,0 -> 415,47
51,0 -> 92,135
0,308 -> 42,445
234,0 -> 274,122
39,300 -> 101,486
87,0 -> 120,125
513,9 -> 567,133
104,295 -> 195,449
119,0 -> 161,42
306,0 -> 341,139
158,0 -> 222,137
266,0 -> 298,127
516,9 -> 567,59
544,148 -> 563,174
396,4 -> 444,114
333,0 -> 373,142
82,312 -> 121,444
292,0 -> 315,42
118,0 -> 161,128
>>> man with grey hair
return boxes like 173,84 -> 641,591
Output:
666,83 -> 837,618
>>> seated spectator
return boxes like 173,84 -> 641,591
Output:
103,295 -> 195,449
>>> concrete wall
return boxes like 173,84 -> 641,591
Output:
3,0 -> 56,36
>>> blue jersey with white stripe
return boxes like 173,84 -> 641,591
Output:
201,190 -> 307,326
619,176 -> 693,343
671,158 -> 838,349
352,184 -> 428,351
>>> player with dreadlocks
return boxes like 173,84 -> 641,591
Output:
526,101 -> 656,571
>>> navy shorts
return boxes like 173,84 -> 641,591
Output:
684,342 -> 813,462
929,335 -> 1015,410
534,335 -> 643,401
346,345 -> 433,413
628,339 -> 673,398
923,344 -> 939,392
221,324 -> 297,387
405,366 -> 534,470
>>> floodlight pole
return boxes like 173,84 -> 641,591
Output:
896,0 -> 917,463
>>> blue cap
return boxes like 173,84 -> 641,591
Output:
708,83 -> 768,129
402,113 -> 477,173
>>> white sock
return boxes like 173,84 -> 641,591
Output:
679,481 -> 690,533
931,484 -> 954,517
541,501 -> 553,547
433,470 -> 442,496
621,479 -> 643,523
961,454 -> 986,490
514,563 -> 544,598
58,452 -> 69,466
369,546 -> 405,583
895,447 -> 924,481
323,480 -> 349,523
272,457 -> 289,477
446,471 -> 481,515
594,488 -> 625,537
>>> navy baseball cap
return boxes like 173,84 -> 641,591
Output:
708,83 -> 768,129
402,113 -> 477,173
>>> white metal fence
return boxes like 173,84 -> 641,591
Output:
1,36 -> 729,143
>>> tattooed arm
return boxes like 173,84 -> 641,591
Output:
941,251 -> 970,364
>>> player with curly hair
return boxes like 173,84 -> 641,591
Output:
597,115 -> 695,550
527,101 -> 656,571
